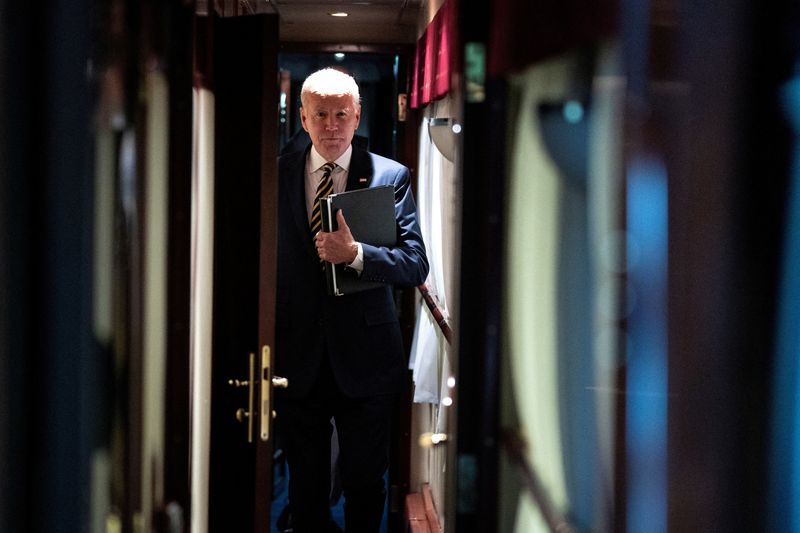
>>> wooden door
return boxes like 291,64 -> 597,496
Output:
206,13 -> 280,533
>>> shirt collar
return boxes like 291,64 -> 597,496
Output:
309,144 -> 353,173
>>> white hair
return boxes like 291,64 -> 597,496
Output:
300,68 -> 361,107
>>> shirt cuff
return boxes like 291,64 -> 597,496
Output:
347,242 -> 364,273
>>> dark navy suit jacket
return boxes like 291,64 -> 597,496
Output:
276,145 -> 429,399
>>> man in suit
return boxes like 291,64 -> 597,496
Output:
275,68 -> 428,533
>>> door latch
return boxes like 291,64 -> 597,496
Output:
261,345 -> 289,441
228,352 -> 255,443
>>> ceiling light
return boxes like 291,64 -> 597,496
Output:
329,12 -> 349,17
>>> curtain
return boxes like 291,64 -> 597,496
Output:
504,57 -> 570,533
409,0 -> 456,109
502,46 -> 621,531
408,97 -> 458,529
409,98 -> 455,407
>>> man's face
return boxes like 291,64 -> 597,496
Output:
300,93 -> 361,162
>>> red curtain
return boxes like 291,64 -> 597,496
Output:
409,0 -> 617,103
410,0 -> 456,109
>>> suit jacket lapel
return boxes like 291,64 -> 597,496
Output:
284,146 -> 317,258
285,145 -> 370,259
346,146 -> 373,191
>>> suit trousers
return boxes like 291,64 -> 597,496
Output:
279,352 -> 396,533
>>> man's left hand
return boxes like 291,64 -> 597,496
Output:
315,210 -> 358,264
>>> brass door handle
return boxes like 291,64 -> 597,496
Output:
418,432 -> 449,448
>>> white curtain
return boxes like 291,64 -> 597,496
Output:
408,96 -> 459,531
409,98 -> 455,408
501,43 -> 622,533
504,54 -> 578,533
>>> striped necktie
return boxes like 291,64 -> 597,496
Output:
310,161 -> 336,250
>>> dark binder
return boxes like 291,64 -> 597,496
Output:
320,185 -> 396,296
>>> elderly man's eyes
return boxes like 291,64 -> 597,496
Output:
313,110 -> 349,120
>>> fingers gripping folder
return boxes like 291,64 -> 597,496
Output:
320,185 -> 396,296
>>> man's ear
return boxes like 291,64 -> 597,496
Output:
300,106 -> 309,132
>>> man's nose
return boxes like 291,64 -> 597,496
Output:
325,116 -> 337,129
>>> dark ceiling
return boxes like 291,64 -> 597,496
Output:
198,0 -> 421,44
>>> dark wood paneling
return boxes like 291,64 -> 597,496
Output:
455,3 -> 503,532
255,13 -> 281,532
162,0 -> 195,528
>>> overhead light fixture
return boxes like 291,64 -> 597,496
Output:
329,12 -> 349,17
334,52 -> 346,61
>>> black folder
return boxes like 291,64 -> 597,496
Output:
320,185 -> 396,296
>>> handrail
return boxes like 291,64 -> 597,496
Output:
417,283 -> 454,345
414,286 -> 571,532
501,429 -> 577,533
410,284 -> 450,533
415,288 -> 571,532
